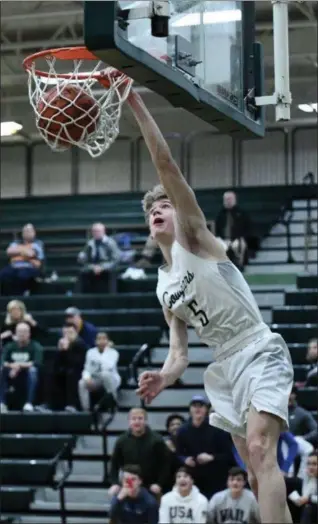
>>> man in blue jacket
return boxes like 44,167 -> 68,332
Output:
176,395 -> 234,499
110,464 -> 159,524
64,307 -> 97,348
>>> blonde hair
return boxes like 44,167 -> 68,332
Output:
5,300 -> 27,324
142,184 -> 168,221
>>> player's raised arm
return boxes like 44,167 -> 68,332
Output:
127,90 -> 206,233
137,310 -> 188,403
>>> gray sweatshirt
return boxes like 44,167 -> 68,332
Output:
208,488 -> 260,524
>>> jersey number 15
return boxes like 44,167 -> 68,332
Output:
188,300 -> 209,327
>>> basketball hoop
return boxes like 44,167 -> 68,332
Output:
23,46 -> 133,158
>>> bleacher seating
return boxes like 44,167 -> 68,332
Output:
1,185 -> 316,284
0,189 -> 317,523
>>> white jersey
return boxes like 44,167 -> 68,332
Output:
157,241 -> 264,359
81,346 -> 121,388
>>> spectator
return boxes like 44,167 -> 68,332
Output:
165,414 -> 185,453
0,224 -> 44,296
165,414 -> 186,489
291,437 -> 314,480
109,464 -> 159,524
109,408 -> 170,498
135,234 -> 158,269
64,307 -> 97,348
215,191 -> 253,271
288,451 -> 317,524
288,385 -> 317,445
0,322 -> 43,412
208,467 -> 260,523
305,338 -> 317,387
0,299 -> 46,346
78,222 -> 121,293
234,430 -> 299,475
176,396 -> 234,499
48,325 -> 87,411
78,331 -> 121,410
159,466 -> 208,523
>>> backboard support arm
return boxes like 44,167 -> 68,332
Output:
255,0 -> 292,122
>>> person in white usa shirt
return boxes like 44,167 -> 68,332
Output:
160,466 -> 208,524
78,331 -> 121,410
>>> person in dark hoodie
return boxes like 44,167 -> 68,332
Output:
110,464 -> 159,524
215,191 -> 254,271
109,408 -> 170,498
176,396 -> 234,499
46,325 -> 87,411
64,307 -> 97,349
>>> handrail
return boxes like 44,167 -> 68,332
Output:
278,200 -> 295,264
303,173 -> 316,272
92,399 -> 117,487
53,438 -> 74,524
126,343 -> 152,388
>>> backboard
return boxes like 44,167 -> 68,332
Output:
84,0 -> 265,138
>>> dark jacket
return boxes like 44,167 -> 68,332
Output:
110,427 -> 170,489
110,488 -> 158,524
54,337 -> 87,372
176,418 -> 234,498
288,404 -> 318,445
215,205 -> 251,241
78,321 -> 98,349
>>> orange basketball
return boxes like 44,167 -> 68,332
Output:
37,85 -> 100,147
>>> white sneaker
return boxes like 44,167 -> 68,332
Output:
0,403 -> 8,413
23,402 -> 34,412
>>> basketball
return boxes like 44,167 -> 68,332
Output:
37,85 -> 100,147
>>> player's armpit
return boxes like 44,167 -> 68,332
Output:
160,312 -> 189,387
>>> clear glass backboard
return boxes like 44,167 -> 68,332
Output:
85,0 -> 264,138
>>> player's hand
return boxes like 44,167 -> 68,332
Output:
184,457 -> 196,467
150,484 -> 161,495
196,453 -> 214,464
108,484 -> 121,497
136,371 -> 165,404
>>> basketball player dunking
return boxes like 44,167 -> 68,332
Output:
126,88 -> 294,523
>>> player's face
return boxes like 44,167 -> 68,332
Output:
228,474 -> 245,495
307,455 -> 317,478
176,471 -> 192,492
149,199 -> 175,241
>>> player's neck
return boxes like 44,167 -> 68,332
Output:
158,241 -> 173,268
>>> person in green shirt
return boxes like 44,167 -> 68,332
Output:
0,321 -> 43,412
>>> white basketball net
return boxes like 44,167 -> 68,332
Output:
26,56 -> 133,158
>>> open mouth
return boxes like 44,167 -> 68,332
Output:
154,217 -> 164,225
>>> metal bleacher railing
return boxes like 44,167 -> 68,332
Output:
303,172 -> 316,272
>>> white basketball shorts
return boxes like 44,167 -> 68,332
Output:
203,327 -> 294,438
